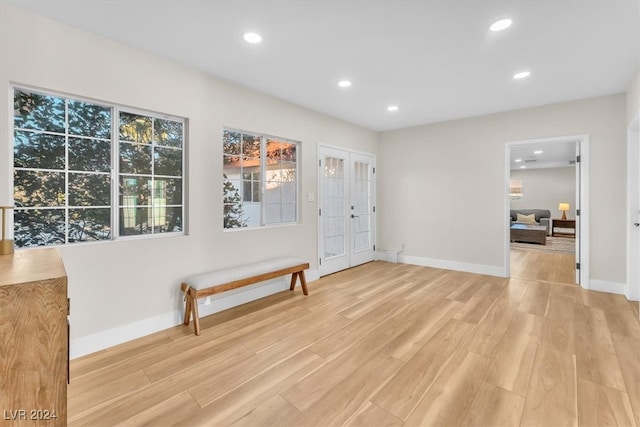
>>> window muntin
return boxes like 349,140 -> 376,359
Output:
118,112 -> 183,235
265,139 -> 297,224
223,129 -> 298,229
12,88 -> 184,248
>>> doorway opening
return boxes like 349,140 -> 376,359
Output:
317,144 -> 376,277
505,135 -> 590,288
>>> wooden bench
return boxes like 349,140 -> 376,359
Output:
180,257 -> 309,335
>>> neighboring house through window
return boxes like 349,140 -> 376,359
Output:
223,129 -> 298,229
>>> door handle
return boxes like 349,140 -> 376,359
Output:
351,214 -> 359,218
635,223 -> 640,227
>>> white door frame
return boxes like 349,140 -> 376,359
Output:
504,135 -> 590,289
317,142 -> 376,276
626,111 -> 640,302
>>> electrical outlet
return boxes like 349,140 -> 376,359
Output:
205,296 -> 211,306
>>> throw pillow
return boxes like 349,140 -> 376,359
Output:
516,213 -> 537,224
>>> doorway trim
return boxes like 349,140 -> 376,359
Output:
626,111 -> 640,302
504,134 -> 590,289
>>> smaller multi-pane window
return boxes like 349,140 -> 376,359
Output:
223,129 -> 298,229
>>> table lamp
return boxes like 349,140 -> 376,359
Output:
558,203 -> 570,220
1,206 -> 14,255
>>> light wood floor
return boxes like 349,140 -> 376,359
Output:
69,261 -> 640,426
510,246 -> 576,285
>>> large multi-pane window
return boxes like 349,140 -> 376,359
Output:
12,88 -> 184,248
223,129 -> 298,229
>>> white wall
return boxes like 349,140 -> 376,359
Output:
627,69 -> 640,124
510,167 -> 576,219
378,94 -> 627,284
0,4 -> 378,357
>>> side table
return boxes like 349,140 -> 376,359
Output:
552,218 -> 576,237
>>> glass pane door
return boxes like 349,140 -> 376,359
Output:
318,146 -> 376,276
324,156 -> 346,259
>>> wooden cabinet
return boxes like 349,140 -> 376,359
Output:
552,218 -> 576,238
0,249 -> 68,426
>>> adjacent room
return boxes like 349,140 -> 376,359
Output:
1,1 -> 639,426
508,139 -> 577,285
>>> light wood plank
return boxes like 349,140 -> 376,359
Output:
347,402 -> 404,427
603,305 -> 640,340
575,305 -> 626,391
521,344 -> 577,427
445,273 -> 485,302
541,317 -> 576,354
281,298 -> 421,412
372,319 -> 475,420
112,390 -> 200,427
229,395 -> 301,427
187,350 -> 323,426
404,350 -> 492,426
546,294 -> 577,322
577,379 -> 636,427
484,311 -> 543,396
68,369 -> 151,421
71,331 -> 173,379
388,298 -> 462,362
503,277 -> 530,302
453,281 -> 506,324
612,333 -> 640,426
69,344 -> 251,425
293,353 -> 404,427
463,295 -> 518,357
306,296 -> 406,360
461,381 -> 526,427
510,248 -> 575,285
518,281 -> 551,316
188,339 -> 314,407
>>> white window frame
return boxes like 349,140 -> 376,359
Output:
223,128 -> 299,230
11,86 -> 186,248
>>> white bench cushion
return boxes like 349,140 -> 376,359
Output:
184,257 -> 306,290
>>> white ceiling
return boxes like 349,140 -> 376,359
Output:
510,140 -> 577,170
7,0 -> 640,132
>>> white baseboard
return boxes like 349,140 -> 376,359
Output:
70,310 -> 182,359
398,254 -> 505,277
589,279 -> 626,296
70,268 -> 320,359
376,250 -> 398,263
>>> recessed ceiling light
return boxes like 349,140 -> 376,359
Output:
387,105 -> 399,112
338,80 -> 352,88
243,32 -> 262,44
490,18 -> 512,32
514,159 -> 522,162
534,150 -> 543,154
513,71 -> 531,80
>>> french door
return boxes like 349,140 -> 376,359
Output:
318,146 -> 376,276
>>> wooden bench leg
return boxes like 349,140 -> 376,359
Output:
192,295 -> 201,336
289,271 -> 309,296
183,294 -> 192,326
299,271 -> 308,296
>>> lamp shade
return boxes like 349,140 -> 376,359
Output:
558,203 -> 570,211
